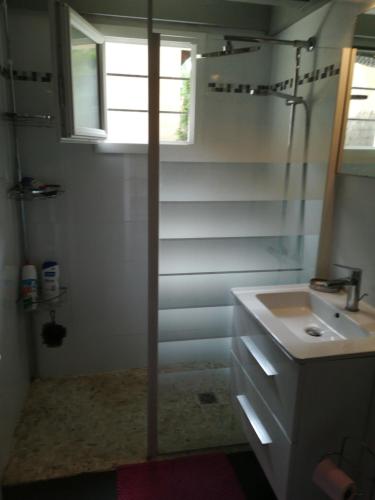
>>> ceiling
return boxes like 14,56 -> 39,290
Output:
7,0 -> 330,35
226,0 -> 330,34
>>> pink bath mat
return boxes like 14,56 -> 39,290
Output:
117,453 -> 246,500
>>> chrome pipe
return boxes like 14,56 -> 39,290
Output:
1,0 -> 37,379
256,89 -> 304,104
282,46 -> 302,204
224,35 -> 316,51
277,47 -> 307,267
1,0 -> 29,260
197,43 -> 260,59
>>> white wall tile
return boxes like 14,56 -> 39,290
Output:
160,200 -> 323,239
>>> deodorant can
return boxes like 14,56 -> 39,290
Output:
21,264 -> 38,311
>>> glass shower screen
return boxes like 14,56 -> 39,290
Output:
151,1 -> 325,456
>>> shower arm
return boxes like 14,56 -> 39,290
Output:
224,35 -> 316,51
258,90 -> 305,105
197,35 -> 316,59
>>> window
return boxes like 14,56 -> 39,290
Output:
105,40 -> 195,144
51,2 -> 195,144
345,51 -> 375,148
51,2 -> 107,140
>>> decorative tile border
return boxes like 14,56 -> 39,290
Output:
208,63 -> 341,94
0,64 -> 52,83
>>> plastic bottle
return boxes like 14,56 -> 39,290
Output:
21,264 -> 38,311
42,261 -> 60,303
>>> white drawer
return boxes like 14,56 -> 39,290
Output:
232,304 -> 299,440
231,353 -> 291,500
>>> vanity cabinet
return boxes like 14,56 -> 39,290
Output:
231,298 -> 375,500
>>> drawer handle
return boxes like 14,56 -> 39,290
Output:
240,336 -> 277,377
236,394 -> 272,445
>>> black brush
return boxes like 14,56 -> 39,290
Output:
42,310 -> 66,347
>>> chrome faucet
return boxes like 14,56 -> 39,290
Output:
332,264 -> 367,312
310,264 -> 368,311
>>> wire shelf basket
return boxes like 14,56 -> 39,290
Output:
8,182 -> 64,201
3,112 -> 55,128
34,286 -> 68,311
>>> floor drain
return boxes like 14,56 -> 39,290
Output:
197,392 -> 218,405
304,325 -> 323,337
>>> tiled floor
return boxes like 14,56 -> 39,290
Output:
158,366 -> 245,454
3,365 -> 245,485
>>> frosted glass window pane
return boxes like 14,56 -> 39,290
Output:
107,111 -> 147,143
160,79 -> 185,112
106,42 -> 148,75
160,46 -> 191,78
345,120 -> 375,147
106,76 -> 148,110
352,57 -> 375,89
70,26 -> 100,129
348,89 -> 375,120
345,55 -> 375,148
160,113 -> 187,142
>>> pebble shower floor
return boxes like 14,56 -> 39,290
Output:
3,364 -> 245,485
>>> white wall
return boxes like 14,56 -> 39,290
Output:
20,129 -> 149,376
331,174 -> 375,306
0,12 -> 30,480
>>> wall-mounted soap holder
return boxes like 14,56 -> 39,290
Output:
9,177 -> 64,201
3,112 -> 55,127
35,286 -> 68,311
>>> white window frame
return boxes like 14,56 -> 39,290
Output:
104,36 -> 197,146
342,48 -> 375,171
50,1 -> 107,141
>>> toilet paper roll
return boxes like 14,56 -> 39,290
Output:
313,458 -> 357,500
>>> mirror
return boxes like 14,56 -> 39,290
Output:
338,8 -> 375,177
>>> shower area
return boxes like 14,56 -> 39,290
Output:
155,30 -> 322,456
1,0 -> 340,487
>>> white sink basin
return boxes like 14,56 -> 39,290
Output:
232,284 -> 375,359
256,290 -> 368,343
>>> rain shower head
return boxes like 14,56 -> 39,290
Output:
197,41 -> 260,59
